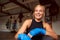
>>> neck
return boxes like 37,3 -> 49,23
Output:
35,19 -> 41,22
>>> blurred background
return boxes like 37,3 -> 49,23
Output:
0,0 -> 60,40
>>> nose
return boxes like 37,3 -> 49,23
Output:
37,10 -> 40,14
37,13 -> 40,14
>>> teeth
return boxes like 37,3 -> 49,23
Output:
38,15 -> 40,16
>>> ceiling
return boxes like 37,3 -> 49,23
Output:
0,0 -> 60,17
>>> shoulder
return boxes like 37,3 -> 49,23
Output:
21,19 -> 32,28
43,22 -> 51,28
24,19 -> 33,28
24,19 -> 32,23
23,19 -> 32,26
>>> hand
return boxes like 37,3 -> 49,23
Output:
18,33 -> 31,40
28,28 -> 46,37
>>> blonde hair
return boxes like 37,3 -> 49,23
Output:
32,4 -> 45,12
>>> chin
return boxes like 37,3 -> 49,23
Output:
36,16 -> 42,19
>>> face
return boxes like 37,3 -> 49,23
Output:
33,5 -> 45,20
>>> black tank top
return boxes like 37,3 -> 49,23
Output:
26,19 -> 45,40
28,19 -> 44,32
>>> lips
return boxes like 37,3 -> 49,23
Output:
36,14 -> 41,17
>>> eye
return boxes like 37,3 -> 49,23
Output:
35,10 -> 38,12
39,10 -> 42,12
39,10 -> 45,12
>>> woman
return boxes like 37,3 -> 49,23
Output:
15,4 -> 58,40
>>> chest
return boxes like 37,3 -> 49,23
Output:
29,21 -> 43,30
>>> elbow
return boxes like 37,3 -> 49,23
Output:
54,34 -> 58,40
56,35 -> 58,40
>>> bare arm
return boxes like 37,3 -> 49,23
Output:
45,23 -> 58,40
15,20 -> 28,39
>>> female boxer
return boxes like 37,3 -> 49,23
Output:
15,4 -> 58,40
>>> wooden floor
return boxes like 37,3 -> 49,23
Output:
0,31 -> 16,40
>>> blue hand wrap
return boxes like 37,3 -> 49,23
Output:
18,33 -> 31,40
29,28 -> 46,37
41,28 -> 46,34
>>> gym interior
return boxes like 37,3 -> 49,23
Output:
0,0 -> 60,40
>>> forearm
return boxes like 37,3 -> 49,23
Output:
15,27 -> 27,39
46,31 -> 58,40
